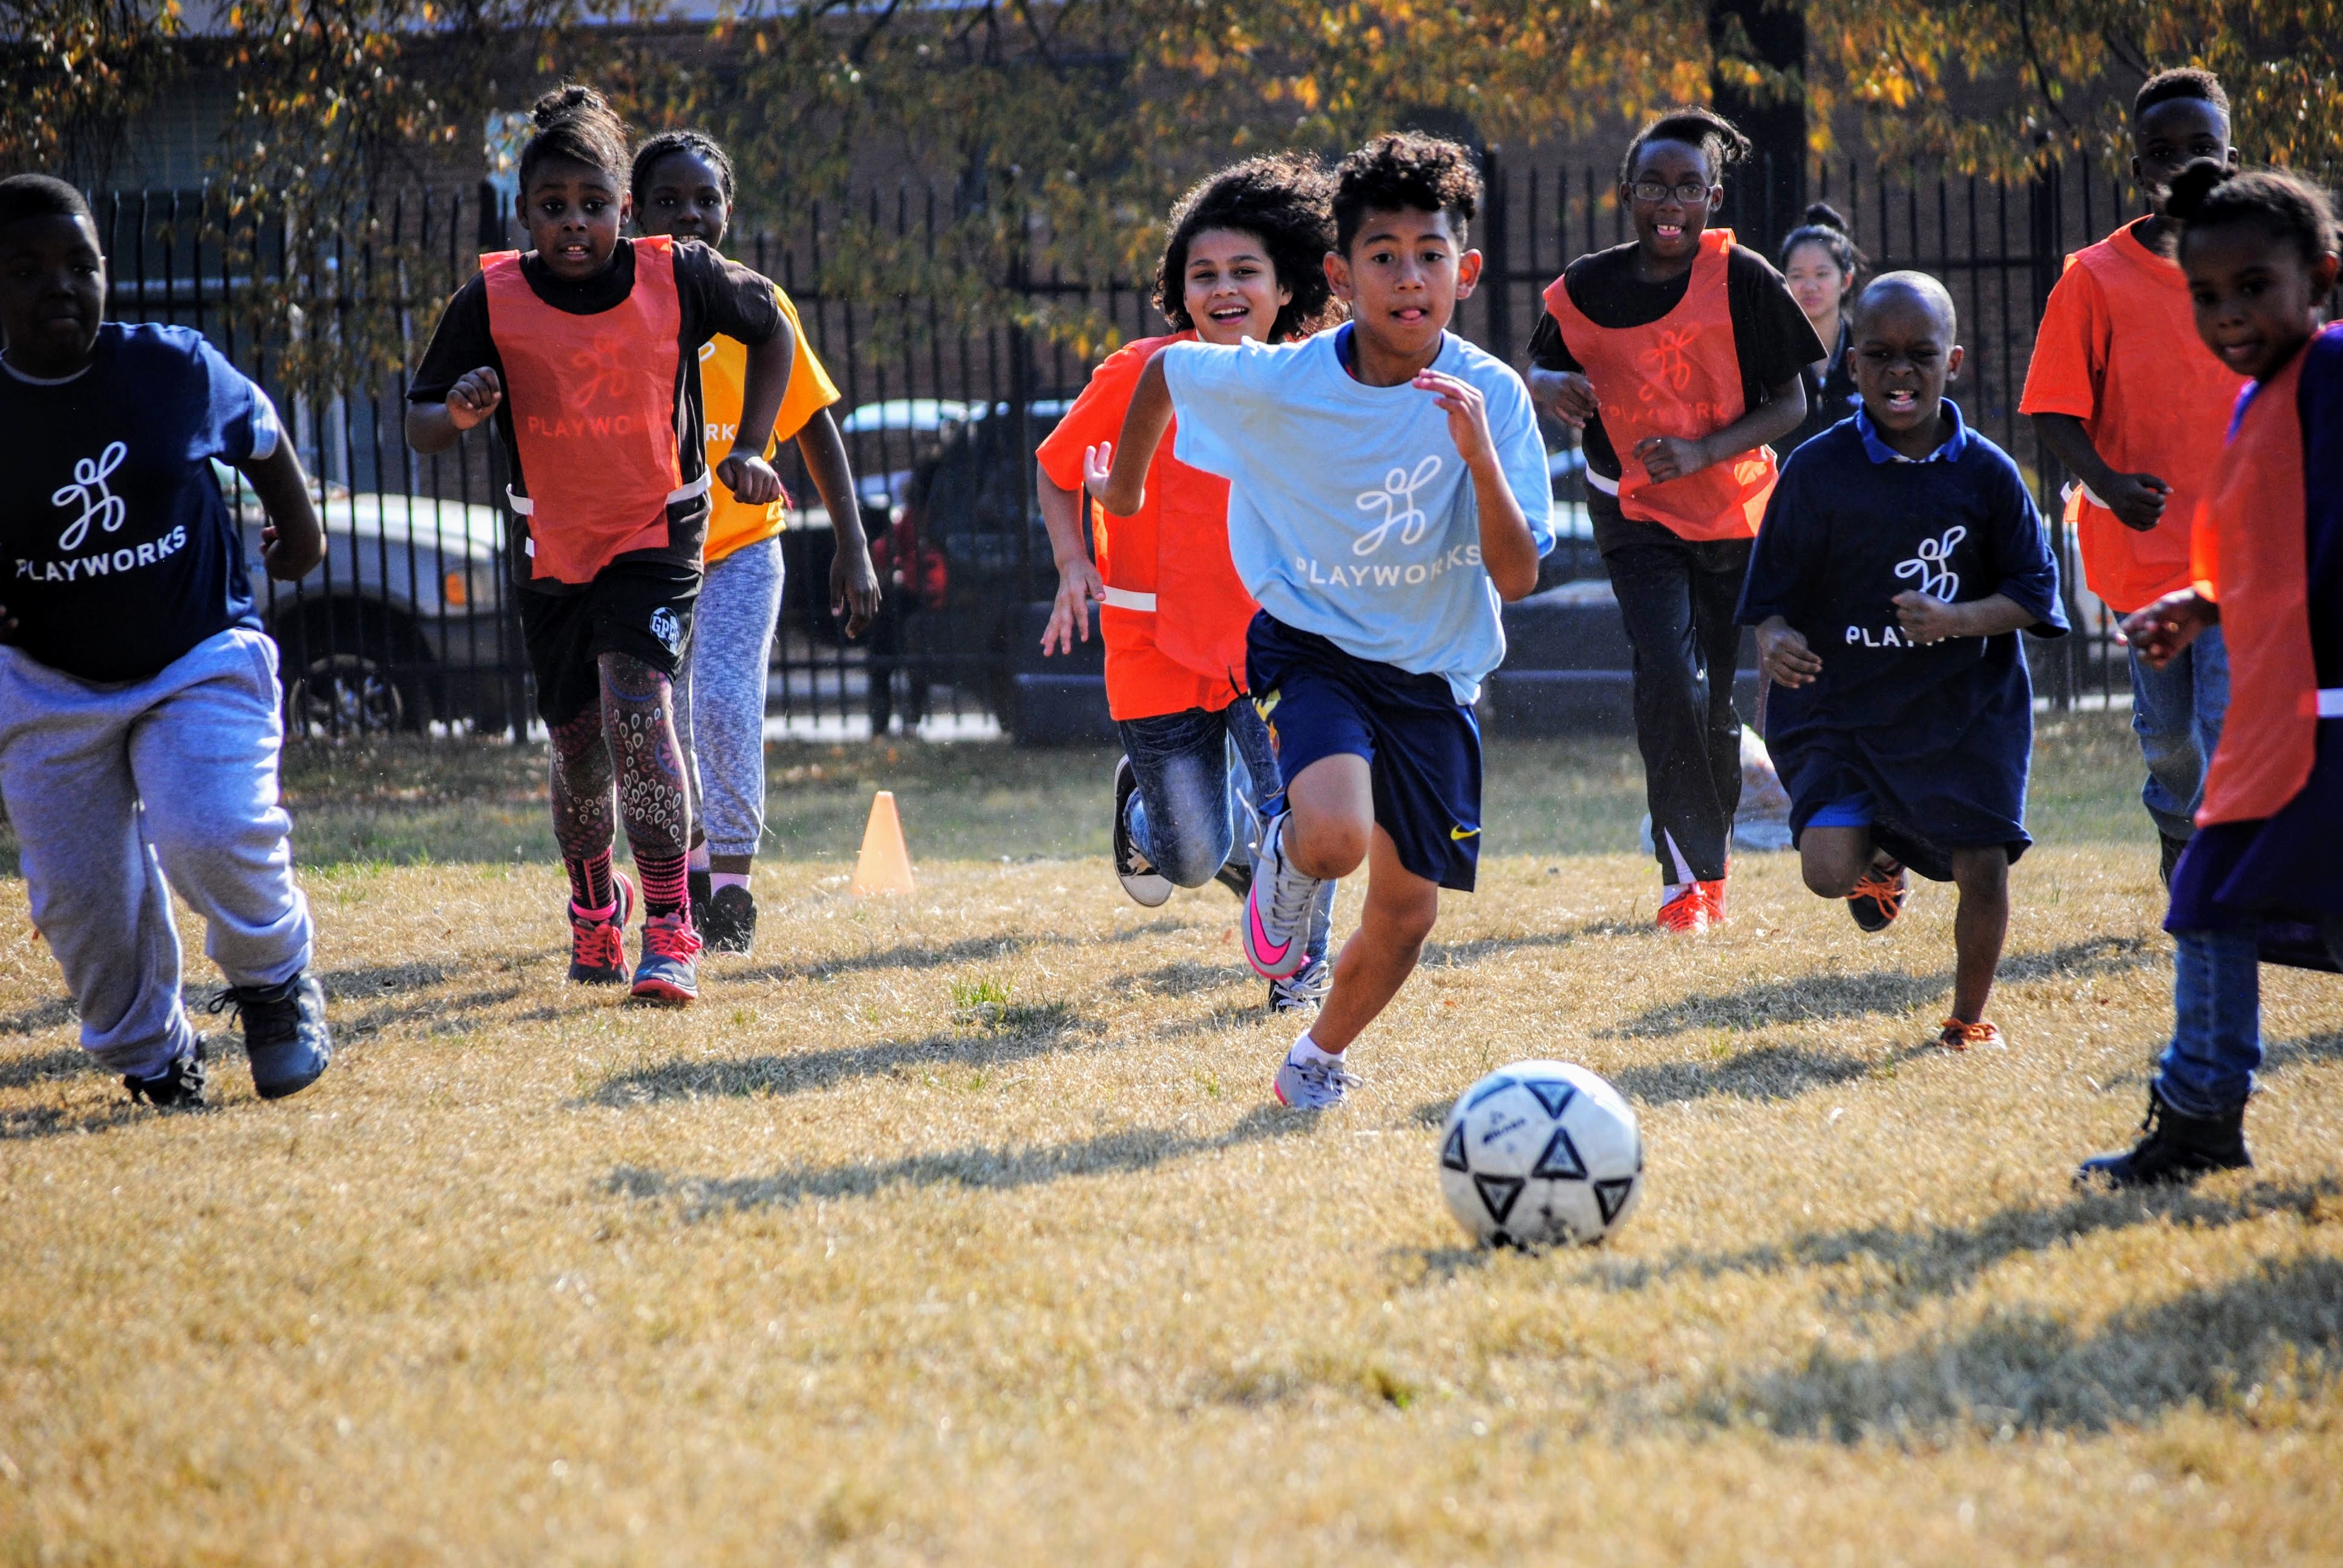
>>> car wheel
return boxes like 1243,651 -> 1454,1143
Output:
275,604 -> 432,738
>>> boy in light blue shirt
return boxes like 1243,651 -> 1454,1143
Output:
1088,133 -> 1552,1108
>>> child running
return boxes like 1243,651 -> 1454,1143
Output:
631,129 -> 882,956
1087,133 -> 1553,1107
2082,165 -> 2343,1186
1527,106 -> 1821,933
1036,154 -> 1343,1013
0,172 -> 333,1107
1739,273 -> 2067,1051
2022,69 -> 2246,884
407,85 -> 796,1004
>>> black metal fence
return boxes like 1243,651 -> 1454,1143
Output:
96,149 -> 2152,741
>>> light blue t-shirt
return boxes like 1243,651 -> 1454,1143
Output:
1161,328 -> 1553,704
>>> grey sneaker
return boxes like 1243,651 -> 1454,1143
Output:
1269,956 -> 1332,1014
1273,1048 -> 1359,1109
124,1038 -> 209,1109
212,973 -> 332,1099
631,912 -> 703,1005
1242,811 -> 1326,980
1113,757 -> 1173,908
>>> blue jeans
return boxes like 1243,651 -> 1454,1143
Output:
2154,928 -> 2261,1117
1119,701 -> 1332,963
2130,626 -> 2229,841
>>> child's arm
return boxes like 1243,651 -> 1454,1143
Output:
1891,591 -> 2038,644
1634,374 -> 1806,483
1083,356 -> 1173,517
2119,589 -> 2218,669
1525,367 -> 1600,431
2029,414 -> 2169,531
722,316 -> 796,508
405,367 -> 502,456
1417,368 -> 1541,601
1037,467 -> 1106,655
235,440 -> 326,581
1754,616 -> 1822,687
791,405 -> 879,638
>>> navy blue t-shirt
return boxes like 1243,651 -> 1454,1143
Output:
1736,400 -> 2069,870
1,323 -> 276,682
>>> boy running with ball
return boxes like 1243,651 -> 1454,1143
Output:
1737,273 -> 2067,1050
1088,134 -> 1553,1107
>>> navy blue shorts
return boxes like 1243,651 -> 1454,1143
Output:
1247,613 -> 1483,892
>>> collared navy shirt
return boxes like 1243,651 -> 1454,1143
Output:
1852,397 -> 1971,464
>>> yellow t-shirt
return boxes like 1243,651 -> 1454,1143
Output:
698,286 -> 842,565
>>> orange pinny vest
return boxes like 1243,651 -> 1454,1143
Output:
1542,228 -> 1778,541
2191,345 -> 2321,826
482,237 -> 705,585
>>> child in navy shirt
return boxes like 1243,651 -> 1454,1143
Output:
0,174 -> 334,1108
1738,273 -> 2067,1051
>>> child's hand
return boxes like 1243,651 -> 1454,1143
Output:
1528,368 -> 1599,430
445,367 -> 502,431
1082,442 -> 1114,501
2100,471 -> 2171,532
1756,616 -> 1821,687
1892,590 -> 1971,644
1041,557 -> 1107,656
1415,370 -> 1496,466
718,451 -> 784,506
1633,434 -> 1711,484
830,538 -> 880,639
2118,589 -> 2217,669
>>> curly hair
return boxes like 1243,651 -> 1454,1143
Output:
2168,158 -> 2341,271
1619,105 -> 1751,186
2136,67 -> 2229,123
1331,132 -> 1481,255
1152,154 -> 1338,341
631,129 -> 736,211
517,83 -> 631,192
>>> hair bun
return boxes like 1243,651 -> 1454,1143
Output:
2164,158 -> 2233,222
1802,201 -> 1849,233
531,83 -> 609,129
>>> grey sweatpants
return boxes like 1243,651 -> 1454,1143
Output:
0,627 -> 313,1076
675,535 -> 783,859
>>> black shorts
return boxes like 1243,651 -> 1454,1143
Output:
517,560 -> 700,727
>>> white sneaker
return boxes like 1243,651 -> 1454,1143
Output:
1112,756 -> 1173,908
1269,956 -> 1332,1014
1242,812 -> 1326,980
1273,1045 -> 1359,1109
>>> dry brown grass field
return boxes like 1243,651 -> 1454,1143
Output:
2,716 -> 2339,1566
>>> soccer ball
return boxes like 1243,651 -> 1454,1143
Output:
1438,1061 -> 1644,1248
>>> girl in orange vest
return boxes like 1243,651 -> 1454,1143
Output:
407,86 -> 798,1006
1035,156 -> 1343,1013
630,129 -> 881,958
1527,107 -> 1821,933
2083,163 -> 2343,1187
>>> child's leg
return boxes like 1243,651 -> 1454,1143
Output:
549,703 -> 620,912
1691,541 -> 1753,848
1227,698 -> 1335,974
2128,635 -> 2207,846
1120,707 -> 1237,887
2154,927 -> 2262,1117
597,651 -> 693,917
1948,847 -> 2011,1024
130,630 -> 312,993
1602,525 -> 1734,887
1308,826 -> 1439,1053
0,655 -> 194,1078
688,540 -> 785,880
1798,825 -> 1875,900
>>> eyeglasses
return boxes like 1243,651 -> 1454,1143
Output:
1628,180 -> 1713,205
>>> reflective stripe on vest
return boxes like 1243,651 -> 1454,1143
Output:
1101,586 -> 1158,612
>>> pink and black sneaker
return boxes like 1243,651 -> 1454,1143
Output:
569,874 -> 634,987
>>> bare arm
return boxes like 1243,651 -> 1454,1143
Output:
1754,614 -> 1823,687
719,319 -> 796,508
1634,374 -> 1807,483
405,366 -> 502,457
1038,466 -> 1106,655
2031,412 -> 2169,531
793,405 -> 879,638
1084,356 -> 1174,517
237,439 -> 325,581
1417,369 -> 1541,601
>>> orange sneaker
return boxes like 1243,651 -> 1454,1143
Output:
1937,1017 -> 2004,1051
1847,858 -> 1908,932
1698,877 -> 1728,924
1657,884 -> 1711,933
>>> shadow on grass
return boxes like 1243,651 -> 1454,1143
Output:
1582,1179 -> 2342,1313
1601,935 -> 2157,1040
2,998 -> 76,1037
2,1101 -> 154,1141
1420,918 -> 1654,970
2266,1030 -> 2343,1073
589,1008 -> 1096,1106
1699,1250 -> 2343,1440
1117,959 -> 1251,997
0,1047 -> 102,1090
606,1103 -> 1312,1218
1610,1041 -> 1935,1106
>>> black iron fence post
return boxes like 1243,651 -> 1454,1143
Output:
1479,145 -> 1513,367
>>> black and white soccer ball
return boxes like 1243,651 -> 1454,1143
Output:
1438,1061 -> 1644,1247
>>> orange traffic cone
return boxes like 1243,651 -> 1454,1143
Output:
850,789 -> 915,895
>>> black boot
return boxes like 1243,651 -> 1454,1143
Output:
2077,1086 -> 2250,1188
124,1037 -> 209,1109
211,973 -> 333,1100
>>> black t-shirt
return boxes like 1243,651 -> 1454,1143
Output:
407,238 -> 782,591
1,324 -> 269,681
1526,241 -> 1823,483
1784,316 -> 1860,453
